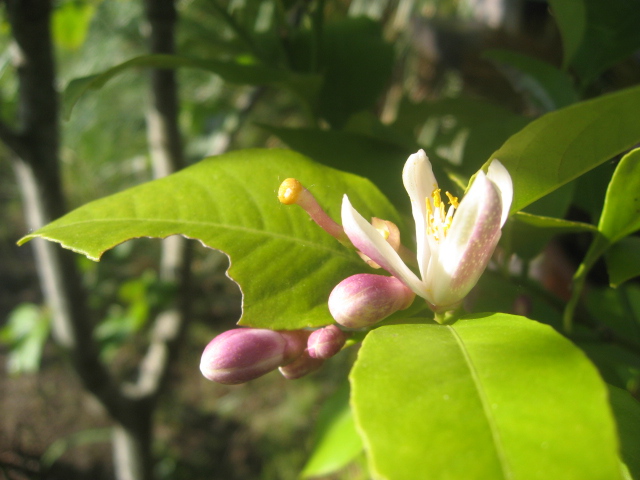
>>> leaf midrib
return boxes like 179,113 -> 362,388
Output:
449,325 -> 513,480
25,217 -> 358,261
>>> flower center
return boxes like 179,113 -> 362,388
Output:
425,189 -> 459,241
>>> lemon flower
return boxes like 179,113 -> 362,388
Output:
341,149 -> 512,314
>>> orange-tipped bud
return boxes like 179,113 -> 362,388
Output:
277,178 -> 350,245
278,178 -> 305,205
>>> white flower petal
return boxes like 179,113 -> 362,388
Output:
487,159 -> 513,227
402,149 -> 437,280
428,172 -> 503,307
341,195 -> 426,297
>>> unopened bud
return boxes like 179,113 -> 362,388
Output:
278,178 -> 349,245
280,329 -> 311,364
307,325 -> 349,359
279,351 -> 324,380
329,274 -> 415,328
200,328 -> 307,385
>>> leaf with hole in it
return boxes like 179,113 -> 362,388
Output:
19,149 -> 401,329
487,85 -> 640,214
63,54 -> 321,120
351,314 -> 623,480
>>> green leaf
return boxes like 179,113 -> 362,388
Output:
552,0 -> 640,86
583,286 -> 640,345
598,148 -> 640,243
607,237 -> 640,288
52,1 -> 95,50
513,212 -> 596,232
548,0 -> 587,68
0,303 -> 51,375
289,17 -> 394,128
483,49 -> 579,111
19,149 -> 400,330
302,382 -> 363,478
488,85 -> 640,214
351,315 -> 622,480
608,385 -> 640,479
63,54 -> 321,120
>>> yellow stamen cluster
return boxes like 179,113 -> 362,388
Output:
425,189 -> 458,241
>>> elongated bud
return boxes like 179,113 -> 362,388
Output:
200,328 -> 307,385
278,178 -> 350,245
279,351 -> 324,380
307,325 -> 349,359
329,274 -> 415,328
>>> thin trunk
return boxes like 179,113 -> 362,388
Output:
2,2 -> 150,479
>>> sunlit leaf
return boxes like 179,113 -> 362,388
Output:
19,149 -> 401,329
598,148 -> 640,243
351,315 -> 622,480
488,85 -> 640,214
52,1 -> 95,50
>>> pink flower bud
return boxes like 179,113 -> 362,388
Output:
200,328 -> 306,385
278,351 -> 324,380
329,274 -> 415,328
307,325 -> 349,359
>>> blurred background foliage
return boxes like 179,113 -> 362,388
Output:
1,0 -> 640,478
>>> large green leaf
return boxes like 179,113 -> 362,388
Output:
488,85 -> 640,214
351,315 -> 622,480
62,54 -> 321,120
19,149 -> 401,329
